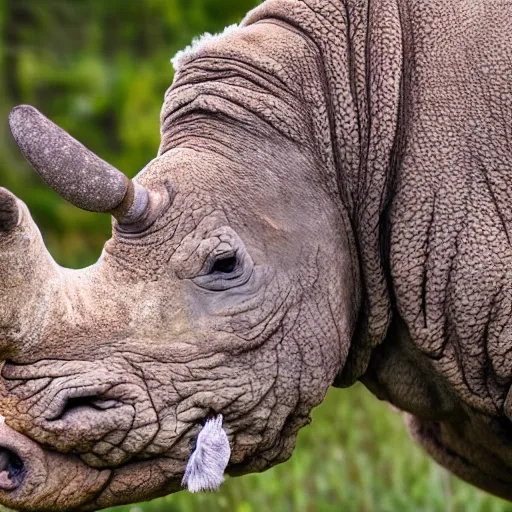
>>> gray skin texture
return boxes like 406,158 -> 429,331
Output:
0,0 -> 511,509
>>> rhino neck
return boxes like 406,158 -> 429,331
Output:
244,0 -> 405,385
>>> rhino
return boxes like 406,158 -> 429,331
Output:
0,0 -> 511,509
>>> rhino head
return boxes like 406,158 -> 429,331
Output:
0,21 -> 360,511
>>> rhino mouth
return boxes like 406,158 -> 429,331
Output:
45,392 -> 121,422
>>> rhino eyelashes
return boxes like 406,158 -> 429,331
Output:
193,250 -> 253,292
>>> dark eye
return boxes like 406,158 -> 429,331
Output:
193,248 -> 252,291
211,255 -> 237,274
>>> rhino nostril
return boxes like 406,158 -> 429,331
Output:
0,447 -> 24,491
49,395 -> 121,422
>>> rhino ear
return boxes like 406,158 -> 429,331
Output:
8,105 -> 149,225
0,188 -> 19,233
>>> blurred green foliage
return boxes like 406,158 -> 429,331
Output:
0,1 -> 510,512
0,0 -> 259,267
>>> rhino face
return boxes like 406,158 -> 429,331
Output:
0,94 -> 358,508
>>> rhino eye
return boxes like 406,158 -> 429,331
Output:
192,247 -> 252,291
211,255 -> 237,274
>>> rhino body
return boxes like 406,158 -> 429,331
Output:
0,0 -> 511,509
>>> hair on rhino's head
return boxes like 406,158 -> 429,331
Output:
0,21 -> 360,512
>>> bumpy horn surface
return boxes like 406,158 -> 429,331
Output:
8,105 -> 142,217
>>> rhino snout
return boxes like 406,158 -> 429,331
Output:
0,419 -> 110,511
0,360 -> 167,468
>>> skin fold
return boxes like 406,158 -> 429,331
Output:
0,0 -> 511,509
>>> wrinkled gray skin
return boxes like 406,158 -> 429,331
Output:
0,0 -> 511,509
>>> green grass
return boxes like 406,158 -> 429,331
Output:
103,384 -> 511,512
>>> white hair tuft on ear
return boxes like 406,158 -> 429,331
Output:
182,415 -> 231,493
171,24 -> 240,72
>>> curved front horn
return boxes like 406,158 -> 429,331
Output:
8,105 -> 148,224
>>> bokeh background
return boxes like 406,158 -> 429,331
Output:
0,1 -> 510,511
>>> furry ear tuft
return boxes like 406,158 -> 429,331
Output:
171,24 -> 240,72
182,415 -> 231,493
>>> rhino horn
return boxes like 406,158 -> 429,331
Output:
8,105 -> 148,225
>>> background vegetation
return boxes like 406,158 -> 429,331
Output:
0,1 -> 510,511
